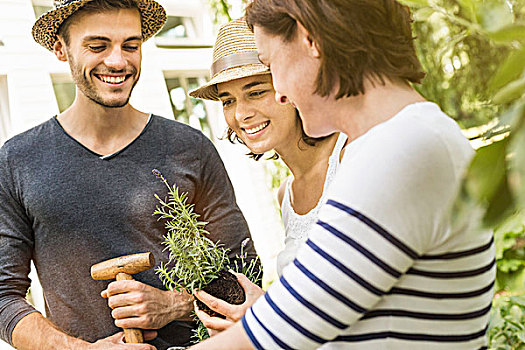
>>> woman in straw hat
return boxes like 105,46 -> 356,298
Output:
189,18 -> 347,335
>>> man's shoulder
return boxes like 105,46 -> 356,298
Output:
151,115 -> 202,133
1,117 -> 56,156
149,115 -> 213,148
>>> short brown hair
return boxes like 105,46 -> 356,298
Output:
246,0 -> 425,99
58,0 -> 140,46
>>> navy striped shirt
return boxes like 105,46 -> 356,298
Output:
242,103 -> 494,349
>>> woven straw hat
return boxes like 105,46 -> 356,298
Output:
189,18 -> 270,101
32,0 -> 167,52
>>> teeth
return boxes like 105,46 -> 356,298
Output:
245,121 -> 269,134
98,75 -> 126,84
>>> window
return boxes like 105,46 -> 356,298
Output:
164,74 -> 212,138
50,74 -> 75,113
154,16 -> 211,49
32,5 -> 52,19
156,16 -> 189,39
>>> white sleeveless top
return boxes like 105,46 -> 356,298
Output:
276,133 -> 347,276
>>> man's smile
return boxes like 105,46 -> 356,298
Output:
94,74 -> 131,85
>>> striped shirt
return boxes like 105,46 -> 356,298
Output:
242,102 -> 495,349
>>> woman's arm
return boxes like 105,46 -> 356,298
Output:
189,322 -> 254,350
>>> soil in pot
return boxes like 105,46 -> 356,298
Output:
196,270 -> 245,318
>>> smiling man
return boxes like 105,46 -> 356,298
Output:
0,1 -> 257,349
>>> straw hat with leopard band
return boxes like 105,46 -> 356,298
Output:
32,0 -> 166,52
189,18 -> 270,101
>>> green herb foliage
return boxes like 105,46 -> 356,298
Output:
152,169 -> 229,295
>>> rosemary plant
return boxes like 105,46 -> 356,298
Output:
152,169 -> 229,294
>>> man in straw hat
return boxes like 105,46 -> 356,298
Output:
0,1 -> 257,349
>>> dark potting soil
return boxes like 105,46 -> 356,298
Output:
197,270 -> 245,318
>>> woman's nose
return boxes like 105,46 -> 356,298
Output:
235,100 -> 255,121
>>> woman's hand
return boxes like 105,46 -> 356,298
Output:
193,272 -> 264,336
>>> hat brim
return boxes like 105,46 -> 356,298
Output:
32,0 -> 166,51
190,64 -> 270,101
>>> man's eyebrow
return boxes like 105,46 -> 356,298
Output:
124,36 -> 143,42
82,35 -> 143,43
83,36 -> 111,43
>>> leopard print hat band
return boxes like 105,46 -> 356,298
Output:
32,0 -> 167,51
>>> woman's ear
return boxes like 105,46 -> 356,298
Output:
53,38 -> 68,62
296,21 -> 320,58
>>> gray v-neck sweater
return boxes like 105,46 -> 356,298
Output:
0,115 -> 256,349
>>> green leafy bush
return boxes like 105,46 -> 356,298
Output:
398,1 -> 525,348
398,0 -> 525,227
488,293 -> 525,349
495,213 -> 525,292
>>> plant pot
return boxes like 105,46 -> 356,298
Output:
196,269 -> 245,318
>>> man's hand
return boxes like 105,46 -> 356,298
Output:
12,313 -> 158,350
102,280 -> 193,329
193,272 -> 264,336
86,331 -> 157,349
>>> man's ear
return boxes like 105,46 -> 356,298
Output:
296,21 -> 320,58
53,38 -> 68,62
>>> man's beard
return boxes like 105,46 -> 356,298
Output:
68,54 -> 140,108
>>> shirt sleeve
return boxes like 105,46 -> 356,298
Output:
0,144 -> 39,345
242,119 -> 469,349
193,135 -> 261,278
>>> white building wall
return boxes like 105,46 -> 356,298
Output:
0,1 -> 284,348
0,0 -> 59,139
0,76 -> 9,141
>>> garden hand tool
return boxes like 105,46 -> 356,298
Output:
91,252 -> 155,343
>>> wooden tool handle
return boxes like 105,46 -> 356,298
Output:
116,273 -> 144,343
91,252 -> 155,280
123,328 -> 144,344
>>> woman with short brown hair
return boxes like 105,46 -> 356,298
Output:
191,1 -> 494,349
